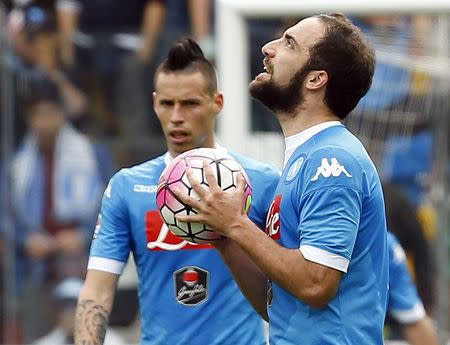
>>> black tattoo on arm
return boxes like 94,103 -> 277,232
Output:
75,299 -> 109,345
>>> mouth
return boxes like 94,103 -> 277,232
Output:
263,58 -> 273,75
254,59 -> 273,82
168,129 -> 191,145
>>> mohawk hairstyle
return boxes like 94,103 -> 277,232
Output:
165,37 -> 205,70
155,37 -> 218,93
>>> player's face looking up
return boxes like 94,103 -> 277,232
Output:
153,71 -> 223,157
249,17 -> 326,114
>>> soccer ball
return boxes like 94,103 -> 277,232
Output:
156,148 -> 253,244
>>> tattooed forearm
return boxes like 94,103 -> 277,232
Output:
74,299 -> 109,345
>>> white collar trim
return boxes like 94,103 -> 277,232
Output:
284,121 -> 341,167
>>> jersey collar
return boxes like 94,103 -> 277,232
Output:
284,121 -> 341,167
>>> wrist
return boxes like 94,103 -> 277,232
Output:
227,215 -> 253,241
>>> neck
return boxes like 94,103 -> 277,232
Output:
201,133 -> 217,151
276,103 -> 340,137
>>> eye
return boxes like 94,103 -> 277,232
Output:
160,100 -> 173,106
286,38 -> 294,49
182,100 -> 201,106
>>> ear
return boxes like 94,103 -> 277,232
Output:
213,92 -> 224,114
152,91 -> 158,109
305,71 -> 328,90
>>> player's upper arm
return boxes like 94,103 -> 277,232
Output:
89,170 -> 131,270
402,316 -> 440,345
302,146 -> 364,195
299,259 -> 343,308
297,147 -> 364,273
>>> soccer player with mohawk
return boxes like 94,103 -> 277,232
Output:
74,38 -> 279,345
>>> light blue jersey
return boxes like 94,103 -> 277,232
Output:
387,232 -> 425,324
265,123 -> 389,345
89,151 -> 280,345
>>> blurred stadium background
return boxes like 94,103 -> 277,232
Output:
1,0 -> 450,344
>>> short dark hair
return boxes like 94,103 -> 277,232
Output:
308,13 -> 375,119
155,37 -> 217,94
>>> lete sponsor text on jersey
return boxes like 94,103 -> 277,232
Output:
145,211 -> 213,251
265,195 -> 282,240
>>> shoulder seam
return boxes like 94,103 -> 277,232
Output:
302,185 -> 363,199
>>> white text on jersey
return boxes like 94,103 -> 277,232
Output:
134,184 -> 157,193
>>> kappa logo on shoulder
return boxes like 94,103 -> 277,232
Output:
311,157 -> 352,181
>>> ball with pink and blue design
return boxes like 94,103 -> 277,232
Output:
156,148 -> 253,244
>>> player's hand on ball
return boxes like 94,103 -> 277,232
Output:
157,148 -> 252,243
174,161 -> 248,238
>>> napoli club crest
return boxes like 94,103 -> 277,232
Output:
286,156 -> 304,183
174,266 -> 209,306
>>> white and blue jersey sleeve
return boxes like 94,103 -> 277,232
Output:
298,147 -> 364,273
387,232 -> 426,324
88,170 -> 131,275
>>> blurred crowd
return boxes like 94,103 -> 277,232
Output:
3,0 -> 215,165
0,0 -> 447,344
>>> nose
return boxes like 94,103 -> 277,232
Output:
169,103 -> 184,124
262,41 -> 276,58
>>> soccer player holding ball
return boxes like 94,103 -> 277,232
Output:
174,14 -> 389,345
74,38 -> 279,344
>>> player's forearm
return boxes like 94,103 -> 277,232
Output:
215,239 -> 269,321
74,271 -> 118,345
228,217 -> 340,309
403,317 -> 440,345
75,298 -> 111,345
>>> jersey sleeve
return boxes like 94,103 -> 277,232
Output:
88,170 -> 131,275
297,147 -> 364,273
247,166 -> 281,229
387,232 -> 426,324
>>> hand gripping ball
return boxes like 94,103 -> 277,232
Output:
156,148 -> 253,244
